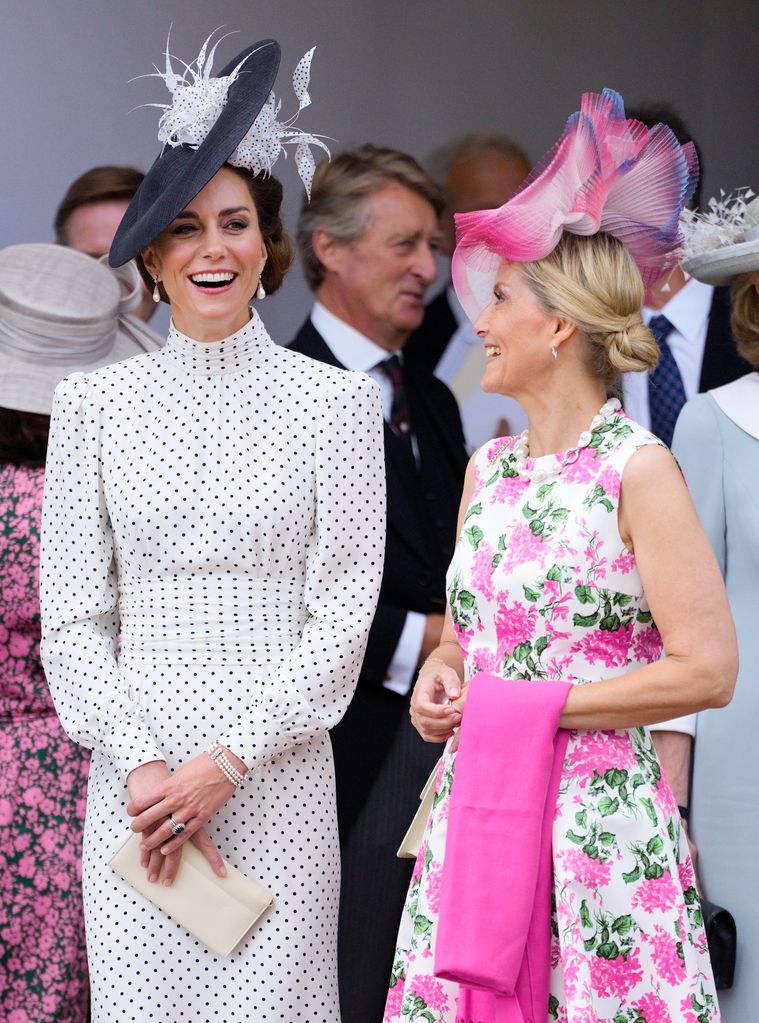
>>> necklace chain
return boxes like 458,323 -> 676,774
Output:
497,397 -> 621,482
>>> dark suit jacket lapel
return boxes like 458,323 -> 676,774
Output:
405,289 -> 458,371
290,318 -> 346,369
405,361 -> 468,475
382,423 -> 436,558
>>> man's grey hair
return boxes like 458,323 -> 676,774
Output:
427,132 -> 530,192
297,144 -> 444,291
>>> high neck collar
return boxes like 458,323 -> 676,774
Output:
165,309 -> 273,376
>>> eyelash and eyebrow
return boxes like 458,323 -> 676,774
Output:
169,206 -> 251,231
391,234 -> 443,247
171,218 -> 249,233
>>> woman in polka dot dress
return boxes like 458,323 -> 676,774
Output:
0,242 -> 160,1023
39,36 -> 385,1023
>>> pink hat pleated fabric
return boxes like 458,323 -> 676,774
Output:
452,89 -> 699,320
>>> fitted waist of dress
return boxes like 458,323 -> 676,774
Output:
118,575 -> 308,664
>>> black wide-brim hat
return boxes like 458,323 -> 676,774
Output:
109,38 -> 281,268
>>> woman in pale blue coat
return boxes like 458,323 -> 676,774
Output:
672,193 -> 759,1022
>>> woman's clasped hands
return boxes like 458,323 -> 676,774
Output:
409,658 -> 469,744
126,747 -> 246,886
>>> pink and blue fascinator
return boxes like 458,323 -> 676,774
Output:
452,88 -> 699,320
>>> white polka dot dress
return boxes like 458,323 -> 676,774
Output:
39,310 -> 386,1022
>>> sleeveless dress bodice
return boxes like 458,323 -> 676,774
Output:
386,412 -> 721,1023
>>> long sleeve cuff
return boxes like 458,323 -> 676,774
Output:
103,712 -> 166,783
217,683 -> 312,772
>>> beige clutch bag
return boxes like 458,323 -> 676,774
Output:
109,832 -> 273,957
397,758 -> 441,859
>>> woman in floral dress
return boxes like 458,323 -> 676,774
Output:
386,91 -> 737,1023
0,242 -> 160,1022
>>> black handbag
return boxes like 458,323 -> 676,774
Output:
701,898 -> 737,990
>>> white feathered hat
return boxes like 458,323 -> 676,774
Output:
681,189 -> 759,285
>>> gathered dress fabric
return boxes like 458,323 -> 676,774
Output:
0,462 -> 90,1023
386,412 -> 720,1023
39,311 -> 385,1023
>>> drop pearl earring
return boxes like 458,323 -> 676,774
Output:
152,278 -> 161,303
256,277 -> 266,301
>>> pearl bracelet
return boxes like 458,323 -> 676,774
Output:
207,741 -> 246,787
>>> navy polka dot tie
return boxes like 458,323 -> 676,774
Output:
648,314 -> 686,447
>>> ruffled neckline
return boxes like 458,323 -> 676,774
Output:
165,309 -> 273,377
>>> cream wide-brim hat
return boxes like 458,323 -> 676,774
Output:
0,244 -> 161,415
683,195 -> 759,286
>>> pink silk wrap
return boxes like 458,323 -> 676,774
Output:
434,675 -> 572,1023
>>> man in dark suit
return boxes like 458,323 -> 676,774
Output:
621,105 -> 750,444
623,105 -> 750,864
290,145 -> 468,1023
404,133 -> 531,449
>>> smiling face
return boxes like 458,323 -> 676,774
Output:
473,262 -> 562,397
317,183 -> 442,350
141,167 -> 267,341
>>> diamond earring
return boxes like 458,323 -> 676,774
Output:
152,278 -> 161,303
256,276 -> 266,301
551,345 -> 558,360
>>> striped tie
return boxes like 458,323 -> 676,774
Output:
379,355 -> 412,439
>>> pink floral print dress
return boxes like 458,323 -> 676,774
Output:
0,463 -> 90,1023
386,412 -> 720,1023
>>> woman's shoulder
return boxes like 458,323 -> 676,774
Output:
52,351 -> 162,415
271,345 -> 382,402
603,412 -> 664,462
591,414 -> 676,496
473,433 -> 520,469
705,372 -> 759,443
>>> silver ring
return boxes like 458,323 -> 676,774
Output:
168,817 -> 185,836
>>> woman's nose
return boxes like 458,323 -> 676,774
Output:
472,307 -> 490,337
201,227 -> 226,259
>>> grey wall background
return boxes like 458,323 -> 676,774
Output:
2,0 -> 757,341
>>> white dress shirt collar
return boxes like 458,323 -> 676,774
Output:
643,276 -> 714,342
310,301 -> 395,372
623,276 -> 714,431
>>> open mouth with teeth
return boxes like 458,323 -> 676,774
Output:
485,345 -> 500,359
189,272 -> 238,291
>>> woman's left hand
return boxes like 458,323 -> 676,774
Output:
448,682 -> 470,752
451,682 -> 469,717
127,748 -> 243,855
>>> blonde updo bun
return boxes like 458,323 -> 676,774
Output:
519,233 -> 660,386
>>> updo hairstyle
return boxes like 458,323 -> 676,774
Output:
729,272 -> 759,368
137,167 -> 294,301
518,232 -> 659,386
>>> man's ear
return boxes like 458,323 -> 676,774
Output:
311,227 -> 348,276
